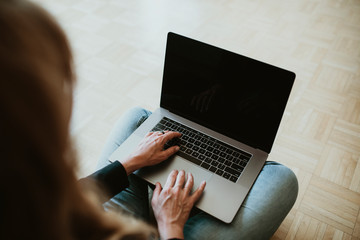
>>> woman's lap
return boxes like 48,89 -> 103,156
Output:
184,162 -> 298,239
97,107 -> 298,238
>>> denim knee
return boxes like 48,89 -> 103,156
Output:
272,163 -> 298,207
126,106 -> 152,126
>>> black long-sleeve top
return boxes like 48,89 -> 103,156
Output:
79,161 -> 182,240
79,161 -> 129,201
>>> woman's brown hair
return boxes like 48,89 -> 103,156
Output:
0,1 -> 155,239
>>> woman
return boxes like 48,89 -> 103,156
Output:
0,0 -> 298,239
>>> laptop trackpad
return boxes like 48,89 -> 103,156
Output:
136,155 -> 212,192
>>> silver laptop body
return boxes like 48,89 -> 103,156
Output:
110,32 -> 295,223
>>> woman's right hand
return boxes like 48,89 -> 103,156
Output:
119,131 -> 181,175
151,170 -> 206,240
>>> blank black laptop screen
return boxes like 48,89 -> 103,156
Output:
160,32 -> 295,153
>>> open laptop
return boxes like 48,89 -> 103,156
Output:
109,32 -> 295,223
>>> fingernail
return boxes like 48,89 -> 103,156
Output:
175,146 -> 180,151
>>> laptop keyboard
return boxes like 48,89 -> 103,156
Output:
151,117 -> 252,183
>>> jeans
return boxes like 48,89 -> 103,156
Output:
97,107 -> 298,240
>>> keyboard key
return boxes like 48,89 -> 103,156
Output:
244,152 -> 252,158
211,161 -> 219,167
231,163 -> 243,172
185,149 -> 193,155
207,146 -> 214,152
223,173 -> 231,179
224,160 -> 232,166
177,151 -> 202,165
199,155 -> 205,161
201,162 -> 210,169
218,164 -> 225,170
225,167 -> 240,177
205,158 -> 212,163
209,166 -> 217,172
232,151 -> 240,157
230,176 -> 238,183
216,169 -> 224,176
156,123 -> 165,129
240,161 -> 247,167
240,154 -> 250,161
192,152 -> 199,158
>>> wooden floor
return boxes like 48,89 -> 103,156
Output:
37,0 -> 360,239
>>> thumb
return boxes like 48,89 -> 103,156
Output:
191,180 -> 206,203
153,182 -> 162,198
162,145 -> 180,158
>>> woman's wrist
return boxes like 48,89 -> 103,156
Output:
158,223 -> 184,240
118,155 -> 142,175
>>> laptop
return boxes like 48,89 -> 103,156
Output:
109,32 -> 295,223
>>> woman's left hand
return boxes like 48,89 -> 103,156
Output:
119,131 -> 181,175
152,170 -> 206,240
